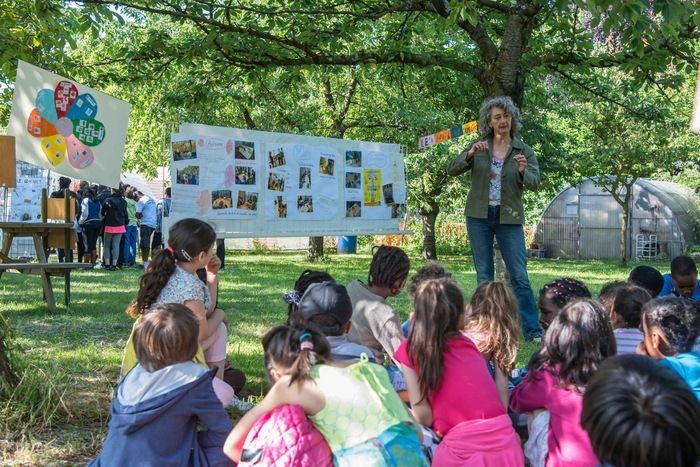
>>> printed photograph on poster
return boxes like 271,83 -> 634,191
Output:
176,166 -> 199,185
269,148 -> 286,168
391,203 -> 406,219
237,191 -> 258,210
297,195 -> 313,213
274,196 -> 287,218
299,167 -> 311,189
345,172 -> 361,189
268,173 -> 285,191
212,190 -> 233,209
383,183 -> 395,204
235,141 -> 255,160
319,156 -> 335,176
363,169 -> 382,206
346,151 -> 362,167
235,166 -> 256,185
346,201 -> 361,218
173,140 -> 197,161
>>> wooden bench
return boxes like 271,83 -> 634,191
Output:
0,262 -> 93,312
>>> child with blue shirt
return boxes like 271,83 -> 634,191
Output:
658,255 -> 700,301
91,304 -> 234,467
637,297 -> 700,399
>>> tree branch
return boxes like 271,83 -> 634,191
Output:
552,67 -> 647,119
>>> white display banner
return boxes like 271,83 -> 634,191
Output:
168,124 -> 408,238
7,60 -> 130,187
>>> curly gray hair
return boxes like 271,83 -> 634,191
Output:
477,96 -> 521,139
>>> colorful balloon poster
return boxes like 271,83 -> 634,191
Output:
7,60 -> 130,187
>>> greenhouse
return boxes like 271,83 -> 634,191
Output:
534,178 -> 699,260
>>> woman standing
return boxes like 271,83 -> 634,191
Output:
447,96 -> 541,340
101,187 -> 128,270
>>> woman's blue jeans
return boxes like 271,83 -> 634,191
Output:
467,206 -> 542,339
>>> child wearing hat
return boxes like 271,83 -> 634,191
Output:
293,281 -> 376,363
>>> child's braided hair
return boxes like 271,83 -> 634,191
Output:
540,278 -> 591,309
368,245 -> 410,289
284,270 -> 335,321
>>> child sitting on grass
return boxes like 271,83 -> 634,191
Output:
628,264 -> 664,297
284,269 -> 335,323
395,278 -> 523,466
659,255 -> 700,300
581,354 -> 700,467
123,218 -> 248,409
637,297 -> 700,399
223,324 -> 427,466
537,278 -> 591,331
463,281 -> 520,408
91,304 -> 234,467
401,262 -> 453,336
509,299 -> 616,467
292,281 -> 375,362
599,283 -> 651,355
346,245 -> 410,391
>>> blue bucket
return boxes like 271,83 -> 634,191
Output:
337,236 -> 357,254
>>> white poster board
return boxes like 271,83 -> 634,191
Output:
167,123 -> 407,237
7,60 -> 130,187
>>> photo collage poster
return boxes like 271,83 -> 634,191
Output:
265,144 -> 339,220
170,134 -> 260,219
170,129 -> 404,225
345,150 -> 406,220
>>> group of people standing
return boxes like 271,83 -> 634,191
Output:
50,177 -> 170,270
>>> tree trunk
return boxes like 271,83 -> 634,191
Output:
619,198 -> 630,267
421,207 -> 439,260
308,236 -> 324,261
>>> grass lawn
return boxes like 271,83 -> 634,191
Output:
0,251 -> 671,465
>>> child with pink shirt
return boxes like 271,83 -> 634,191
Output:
394,277 -> 523,466
509,298 -> 616,467
463,281 -> 520,408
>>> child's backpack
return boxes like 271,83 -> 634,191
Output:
240,404 -> 332,467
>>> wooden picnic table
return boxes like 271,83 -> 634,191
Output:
0,222 -> 93,312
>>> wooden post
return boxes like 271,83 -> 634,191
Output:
0,135 -> 16,188
41,188 -> 48,254
63,188 -> 71,255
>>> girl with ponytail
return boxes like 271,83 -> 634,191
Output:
122,218 -> 242,408
394,278 -> 523,466
224,324 -> 427,466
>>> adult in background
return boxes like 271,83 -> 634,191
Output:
101,186 -> 128,270
78,185 -> 103,265
50,176 -> 79,263
75,180 -> 90,262
134,190 -> 157,269
152,187 -> 171,253
447,96 -> 542,340
122,186 -> 139,267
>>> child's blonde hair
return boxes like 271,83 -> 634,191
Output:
465,282 -> 520,374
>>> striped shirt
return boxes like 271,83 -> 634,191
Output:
614,328 -> 644,355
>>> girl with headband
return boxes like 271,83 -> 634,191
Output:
224,324 -> 427,465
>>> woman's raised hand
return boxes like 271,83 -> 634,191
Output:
467,141 -> 488,158
513,154 -> 527,174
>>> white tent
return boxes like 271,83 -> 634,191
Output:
121,172 -> 155,198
